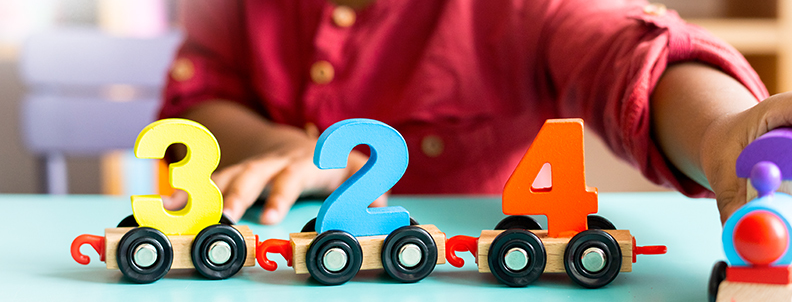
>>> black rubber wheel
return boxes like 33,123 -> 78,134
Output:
306,230 -> 363,285
494,215 -> 542,230
191,224 -> 247,280
302,218 -> 317,233
488,229 -> 546,287
116,227 -> 173,283
117,214 -> 138,227
708,261 -> 727,302
564,230 -> 622,288
219,213 -> 235,225
303,217 -> 419,233
587,215 -> 616,230
381,226 -> 438,282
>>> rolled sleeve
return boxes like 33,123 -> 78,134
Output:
543,0 -> 768,197
160,0 -> 257,119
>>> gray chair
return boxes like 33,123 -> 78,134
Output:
19,27 -> 182,194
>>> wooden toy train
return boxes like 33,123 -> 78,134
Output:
709,128 -> 792,302
71,118 -> 666,287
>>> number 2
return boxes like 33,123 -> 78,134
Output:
502,119 -> 597,237
314,119 -> 410,237
131,119 -> 223,235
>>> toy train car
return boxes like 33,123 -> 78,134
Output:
709,128 -> 792,302
71,214 -> 257,283
445,119 -> 665,288
71,119 -> 259,283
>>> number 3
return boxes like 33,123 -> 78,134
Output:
314,119 -> 411,237
131,119 -> 223,235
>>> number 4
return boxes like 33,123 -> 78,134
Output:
502,119 -> 597,237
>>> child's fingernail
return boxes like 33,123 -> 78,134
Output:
262,209 -> 280,224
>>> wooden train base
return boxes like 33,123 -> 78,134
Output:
447,225 -> 664,289
476,229 -> 633,274
73,224 -> 258,283
259,224 -> 447,285
717,281 -> 792,302
290,225 -> 446,274
104,225 -> 257,270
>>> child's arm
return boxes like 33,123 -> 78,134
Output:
169,100 -> 386,224
651,62 -> 792,223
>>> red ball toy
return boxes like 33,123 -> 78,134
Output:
734,210 -> 789,265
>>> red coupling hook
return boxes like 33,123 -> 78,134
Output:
256,236 -> 293,271
446,235 -> 479,268
71,234 -> 105,265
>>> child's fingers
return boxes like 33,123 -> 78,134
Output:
222,158 -> 290,222
162,189 -> 188,211
260,167 -> 303,225
370,193 -> 388,208
212,164 -> 244,193
716,186 -> 747,225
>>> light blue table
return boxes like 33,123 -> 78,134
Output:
0,193 -> 724,301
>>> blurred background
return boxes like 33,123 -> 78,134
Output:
0,0 -> 784,195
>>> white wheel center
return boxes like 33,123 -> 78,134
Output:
133,243 -> 158,268
323,248 -> 348,272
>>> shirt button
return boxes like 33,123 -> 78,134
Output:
170,57 -> 194,82
310,60 -> 335,84
421,135 -> 444,158
643,3 -> 666,16
332,6 -> 356,28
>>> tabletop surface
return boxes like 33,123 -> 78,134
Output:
0,192 -> 725,302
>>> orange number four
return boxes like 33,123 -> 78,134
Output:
502,119 -> 597,237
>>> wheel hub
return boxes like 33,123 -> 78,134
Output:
398,243 -> 423,268
133,243 -> 158,268
581,247 -> 607,273
208,241 -> 232,265
504,247 -> 529,271
323,247 -> 348,272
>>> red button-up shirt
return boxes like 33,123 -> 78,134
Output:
161,0 -> 768,197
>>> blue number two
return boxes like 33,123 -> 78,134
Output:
314,119 -> 410,237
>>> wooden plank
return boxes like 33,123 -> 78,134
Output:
476,229 -> 633,273
105,225 -> 256,269
291,225 -> 446,275
717,280 -> 792,302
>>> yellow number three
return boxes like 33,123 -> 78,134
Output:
131,118 -> 222,235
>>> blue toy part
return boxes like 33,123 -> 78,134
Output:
313,119 -> 410,237
722,192 -> 792,266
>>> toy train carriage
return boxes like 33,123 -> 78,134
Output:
446,219 -> 665,288
710,128 -> 792,302
72,215 -> 258,283
446,119 -> 666,289
258,222 -> 446,285
70,119 -> 259,283
257,119 -> 447,285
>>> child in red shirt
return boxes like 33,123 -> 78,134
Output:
161,0 -> 785,226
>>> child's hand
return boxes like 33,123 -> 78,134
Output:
699,92 -> 792,224
162,101 -> 387,225
214,141 -> 384,225
165,135 -> 385,224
